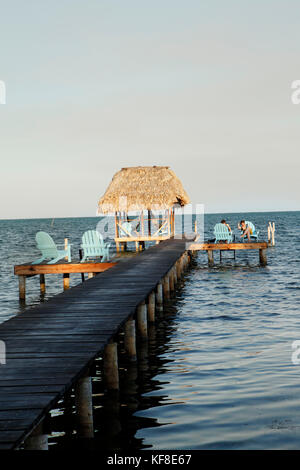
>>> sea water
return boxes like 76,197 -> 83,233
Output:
1,212 -> 300,450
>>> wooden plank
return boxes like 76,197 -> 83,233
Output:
115,235 -> 170,242
187,242 -> 268,251
14,262 -> 116,276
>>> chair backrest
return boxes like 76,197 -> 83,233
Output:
214,223 -> 231,240
244,221 -> 256,233
120,222 -> 132,236
81,230 -> 103,256
35,231 -> 58,258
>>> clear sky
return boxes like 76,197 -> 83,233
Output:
0,0 -> 300,218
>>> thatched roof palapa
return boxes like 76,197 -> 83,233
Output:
98,166 -> 190,214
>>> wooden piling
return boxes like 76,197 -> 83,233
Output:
63,273 -> 70,290
259,248 -> 267,266
147,291 -> 155,322
207,250 -> 214,266
24,420 -> 48,450
137,302 -> 148,339
163,275 -> 170,300
74,374 -> 94,438
173,265 -> 177,285
19,276 -> 26,301
156,282 -> 163,312
168,269 -> 175,292
103,342 -> 119,390
176,259 -> 181,280
124,319 -> 137,361
39,274 -> 46,295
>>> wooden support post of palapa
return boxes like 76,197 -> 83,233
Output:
103,342 -> 119,390
74,373 -> 94,438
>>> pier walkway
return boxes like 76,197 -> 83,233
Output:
0,238 -> 189,449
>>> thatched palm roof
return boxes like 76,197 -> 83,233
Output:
98,166 -> 190,213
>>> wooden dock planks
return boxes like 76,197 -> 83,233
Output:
0,238 -> 188,449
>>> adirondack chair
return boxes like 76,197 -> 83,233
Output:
120,222 -> 133,237
32,231 -> 71,264
80,230 -> 110,262
241,221 -> 259,241
213,223 -> 234,243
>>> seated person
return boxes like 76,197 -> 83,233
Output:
238,220 -> 252,241
221,219 -> 232,232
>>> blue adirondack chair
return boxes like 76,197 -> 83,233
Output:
32,231 -> 71,264
80,230 -> 110,262
214,223 -> 234,243
241,221 -> 259,241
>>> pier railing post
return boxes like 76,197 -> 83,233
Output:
74,373 -> 94,438
103,342 -> 119,390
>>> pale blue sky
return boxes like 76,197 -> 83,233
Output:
1,0 -> 300,218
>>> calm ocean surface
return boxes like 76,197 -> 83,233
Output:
1,211 -> 300,450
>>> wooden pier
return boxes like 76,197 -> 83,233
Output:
0,239 -> 192,449
14,262 -> 116,301
187,241 -> 269,266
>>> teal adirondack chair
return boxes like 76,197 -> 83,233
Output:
32,231 -> 71,264
241,221 -> 259,241
120,222 -> 133,237
80,230 -> 110,262
214,223 -> 234,243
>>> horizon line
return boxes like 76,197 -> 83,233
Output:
0,208 -> 299,222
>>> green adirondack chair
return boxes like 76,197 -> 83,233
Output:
32,231 -> 71,264
214,223 -> 234,243
80,230 -> 110,262
241,221 -> 259,241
